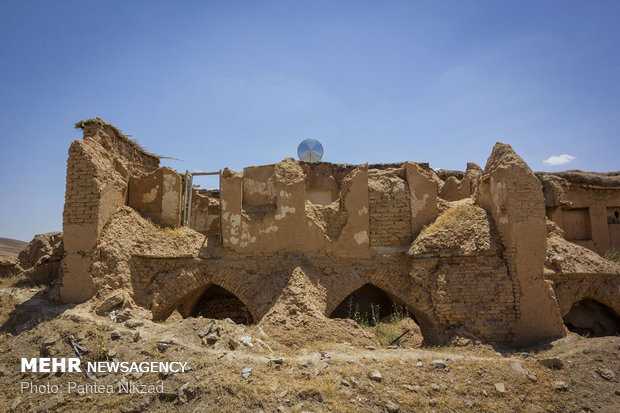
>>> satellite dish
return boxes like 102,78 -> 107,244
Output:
297,139 -> 324,163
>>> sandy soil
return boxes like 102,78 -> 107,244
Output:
0,277 -> 618,413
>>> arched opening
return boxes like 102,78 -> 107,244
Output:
563,299 -> 620,337
330,284 -> 423,347
331,284 -> 402,323
187,285 -> 254,324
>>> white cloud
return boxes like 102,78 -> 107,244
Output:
543,154 -> 576,166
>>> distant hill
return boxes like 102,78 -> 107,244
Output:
0,237 -> 27,257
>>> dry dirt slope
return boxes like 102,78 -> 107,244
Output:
0,238 -> 27,257
0,278 -> 619,413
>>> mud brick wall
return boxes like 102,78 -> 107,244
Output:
426,255 -> 516,341
369,183 -> 412,247
63,142 -> 99,226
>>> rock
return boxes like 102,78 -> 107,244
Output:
223,318 -> 236,324
368,370 -> 382,382
538,358 -> 563,369
240,336 -> 253,347
110,331 -> 121,340
551,380 -> 568,391
322,267 -> 333,275
158,343 -> 168,352
125,319 -> 144,329
416,361 -> 423,367
198,322 -> 217,338
511,362 -> 537,382
35,394 -> 65,412
385,400 -> 400,412
431,360 -> 446,368
387,345 -> 398,349
242,368 -> 252,379
10,397 -> 21,411
595,366 -> 615,381
116,310 -> 132,322
271,358 -> 284,366
108,350 -> 117,358
96,294 -> 125,315
341,379 -> 350,387
159,338 -> 180,345
430,383 -> 440,392
365,345 -> 376,351
132,331 -> 140,342
228,338 -> 240,350
203,334 -> 218,346
429,399 -> 438,407
494,383 -> 506,393
349,376 -> 358,388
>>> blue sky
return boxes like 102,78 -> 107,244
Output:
0,0 -> 618,241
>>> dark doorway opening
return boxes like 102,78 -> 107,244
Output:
563,299 -> 620,337
331,284 -> 413,325
190,285 -> 253,324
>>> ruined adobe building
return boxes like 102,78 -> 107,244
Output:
57,118 -> 620,346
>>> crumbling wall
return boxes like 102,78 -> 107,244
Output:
60,118 -> 159,303
368,166 -> 412,250
408,202 -> 515,342
128,167 -> 182,227
220,159 -> 370,257
405,162 -> 438,238
544,181 -> 620,254
188,190 -> 220,236
476,143 -> 565,345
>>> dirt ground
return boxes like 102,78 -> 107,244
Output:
0,276 -> 618,413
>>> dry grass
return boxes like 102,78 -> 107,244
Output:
418,203 -> 479,237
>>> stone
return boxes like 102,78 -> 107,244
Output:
416,361 -> 423,367
430,383 -> 440,392
341,379 -> 350,387
35,394 -> 65,412
551,380 -> 568,391
116,310 -> 132,322
511,362 -> 537,382
349,376 -> 359,388
228,338 -> 240,350
158,343 -> 168,352
96,294 -> 125,315
198,322 -> 216,338
132,331 -> 140,342
595,366 -> 615,381
429,399 -> 438,407
538,358 -> 563,369
494,383 -> 506,393
10,397 -> 21,411
240,336 -> 253,347
110,331 -> 121,340
365,345 -> 376,351
203,333 -> 218,346
125,319 -> 144,329
431,360 -> 446,368
385,401 -> 400,413
223,318 -> 236,324
368,370 -> 382,382
242,367 -> 252,379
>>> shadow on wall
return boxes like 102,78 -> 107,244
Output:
563,299 -> 620,337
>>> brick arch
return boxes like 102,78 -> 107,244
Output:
325,270 -> 441,345
561,294 -> 620,319
549,275 -> 620,318
150,267 -> 261,322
